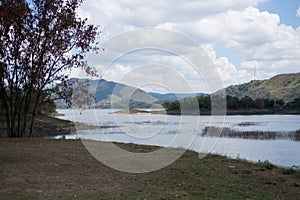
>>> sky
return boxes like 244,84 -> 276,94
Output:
75,0 -> 300,94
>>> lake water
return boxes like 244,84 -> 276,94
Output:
56,109 -> 300,168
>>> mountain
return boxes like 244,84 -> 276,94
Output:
89,79 -> 157,104
56,78 -> 158,108
56,78 -> 208,108
149,92 -> 206,101
223,72 -> 300,102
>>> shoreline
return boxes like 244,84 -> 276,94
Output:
1,116 -> 300,198
110,108 -> 300,115
0,115 -> 115,138
163,109 -> 300,115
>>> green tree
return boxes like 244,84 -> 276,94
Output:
226,95 -> 240,109
181,97 -> 198,110
162,100 -> 180,111
197,96 -> 211,110
263,99 -> 275,109
254,98 -> 265,109
0,0 -> 99,137
287,98 -> 300,109
240,96 -> 255,108
275,99 -> 284,107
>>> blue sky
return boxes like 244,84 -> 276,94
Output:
259,0 -> 300,28
75,0 -> 300,93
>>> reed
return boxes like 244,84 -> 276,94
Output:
202,126 -> 300,141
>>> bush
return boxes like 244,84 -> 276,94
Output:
259,160 -> 276,170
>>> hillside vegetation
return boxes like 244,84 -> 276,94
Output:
162,72 -> 300,115
225,72 -> 300,102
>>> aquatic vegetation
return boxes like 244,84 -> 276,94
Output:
202,126 -> 300,141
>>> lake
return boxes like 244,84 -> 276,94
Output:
56,109 -> 300,168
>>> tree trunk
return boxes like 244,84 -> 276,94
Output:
29,92 -> 41,137
0,85 -> 10,137
22,91 -> 32,137
5,108 -> 11,138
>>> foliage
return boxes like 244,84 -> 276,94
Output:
0,0 -> 98,137
70,79 -> 95,109
282,168 -> 298,175
224,72 -> 300,102
211,72 -> 300,112
162,95 -> 300,111
162,100 -> 180,111
286,98 -> 300,109
161,94 -> 300,112
259,160 -> 276,170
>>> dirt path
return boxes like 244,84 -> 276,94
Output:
0,139 -> 137,199
0,138 -> 299,199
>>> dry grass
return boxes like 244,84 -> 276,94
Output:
0,139 -> 299,199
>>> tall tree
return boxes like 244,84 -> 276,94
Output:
0,0 -> 99,137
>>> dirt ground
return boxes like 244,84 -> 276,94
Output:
0,115 -> 101,138
0,139 -> 140,199
0,138 -> 300,199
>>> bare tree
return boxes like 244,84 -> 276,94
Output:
0,0 -> 99,137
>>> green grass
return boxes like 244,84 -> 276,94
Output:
61,152 -> 299,199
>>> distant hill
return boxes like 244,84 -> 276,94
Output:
92,79 -> 158,104
55,73 -> 300,109
149,92 -> 206,101
223,72 -> 300,102
56,79 -> 208,108
56,79 -> 158,108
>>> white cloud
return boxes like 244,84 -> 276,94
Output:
184,7 -> 280,47
77,0 -> 300,92
102,63 -> 133,81
190,7 -> 300,78
202,45 -> 250,85
79,0 -> 268,36
101,63 -> 203,93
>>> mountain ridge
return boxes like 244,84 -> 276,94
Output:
149,92 -> 206,100
223,72 -> 300,102
56,72 -> 300,108
56,78 -> 206,108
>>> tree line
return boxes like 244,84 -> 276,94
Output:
162,95 -> 300,112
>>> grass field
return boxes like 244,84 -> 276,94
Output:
0,138 -> 299,199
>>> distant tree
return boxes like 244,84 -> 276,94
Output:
263,99 -> 275,109
0,0 -> 99,137
287,98 -> 300,109
240,96 -> 255,108
293,98 -> 300,108
162,100 -> 180,111
170,100 -> 180,111
275,99 -> 284,107
254,98 -> 265,109
197,96 -> 211,110
181,97 -> 198,110
226,95 -> 240,109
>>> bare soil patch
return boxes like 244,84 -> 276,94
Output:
0,138 -> 299,199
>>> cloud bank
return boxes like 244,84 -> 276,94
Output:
75,0 -> 300,93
